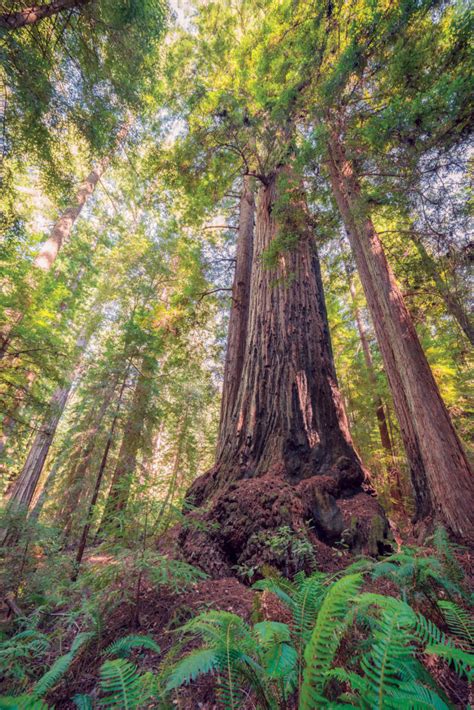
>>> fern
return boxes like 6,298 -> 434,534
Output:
299,573 -> 363,709
425,645 -> 474,681
72,695 -> 93,710
166,647 -> 220,690
99,659 -> 143,708
437,601 -> 474,649
0,696 -> 50,709
104,634 -> 161,659
359,606 -> 416,708
34,632 -> 93,697
432,526 -> 464,587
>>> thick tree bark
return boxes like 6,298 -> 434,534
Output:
217,176 -> 254,456
211,166 -> 361,488
98,358 -> 154,534
327,130 -> 474,542
181,167 -> 389,578
0,0 -> 91,30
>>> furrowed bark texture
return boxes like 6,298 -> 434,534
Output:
0,0 -> 91,30
215,169 -> 360,485
327,131 -> 474,542
217,176 -> 255,457
181,167 -> 389,577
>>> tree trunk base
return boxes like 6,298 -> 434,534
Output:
180,466 -> 391,579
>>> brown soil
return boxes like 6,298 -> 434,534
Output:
179,471 -> 390,579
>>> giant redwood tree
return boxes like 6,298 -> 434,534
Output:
181,162 -> 389,576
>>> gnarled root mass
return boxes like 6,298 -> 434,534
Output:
179,460 -> 390,579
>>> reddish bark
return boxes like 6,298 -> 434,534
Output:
182,166 -> 389,575
327,130 -> 474,542
216,176 -> 254,457
0,0 -> 91,30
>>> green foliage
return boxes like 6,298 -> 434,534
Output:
98,659 -> 144,708
437,601 -> 474,650
33,632 -> 94,698
300,574 -> 363,708
104,635 -> 161,659
0,630 -> 50,687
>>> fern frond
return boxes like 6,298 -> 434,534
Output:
99,659 -> 143,708
396,680 -> 450,709
0,696 -> 50,709
166,648 -> 219,690
425,645 -> 474,681
437,601 -> 474,649
34,632 -> 93,697
104,634 -> 161,659
72,694 -> 93,710
252,578 -> 296,611
299,573 -> 363,710
360,607 -> 415,709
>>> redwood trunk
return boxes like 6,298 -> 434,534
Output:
0,0 -> 91,30
327,131 -> 474,542
214,167 -> 361,486
183,167 -> 387,576
5,385 -> 71,510
217,175 -> 254,456
99,359 -> 154,534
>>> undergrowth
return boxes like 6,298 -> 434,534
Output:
0,525 -> 472,709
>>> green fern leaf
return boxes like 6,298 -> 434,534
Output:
72,695 -> 93,710
425,645 -> 474,681
99,659 -> 142,708
34,632 -> 93,697
437,601 -> 474,650
0,696 -> 49,709
299,573 -> 363,710
104,634 -> 161,659
166,648 -> 219,690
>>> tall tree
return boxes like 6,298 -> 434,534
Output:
326,131 -> 473,541
216,176 -> 254,456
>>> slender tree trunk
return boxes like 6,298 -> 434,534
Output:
0,0 -> 91,30
347,277 -> 393,455
4,326 -> 90,513
72,377 -> 127,580
327,130 -> 474,541
217,176 -> 254,456
347,274 -> 406,511
28,462 -> 59,523
410,234 -> 474,346
0,123 -> 128,359
98,358 -> 154,535
60,376 -> 120,540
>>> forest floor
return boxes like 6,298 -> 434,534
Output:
27,533 -> 470,709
